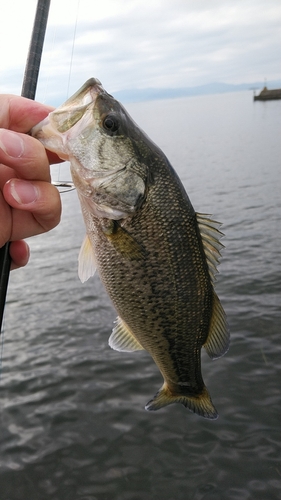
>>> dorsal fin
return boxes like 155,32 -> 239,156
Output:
78,234 -> 97,283
196,213 -> 224,282
109,317 -> 144,352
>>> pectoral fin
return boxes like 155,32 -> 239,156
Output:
102,220 -> 145,260
109,317 -> 144,352
78,234 -> 97,283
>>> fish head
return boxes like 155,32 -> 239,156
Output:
32,78 -> 156,219
32,78 -> 103,160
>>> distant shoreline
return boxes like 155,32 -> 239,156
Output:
113,80 -> 281,103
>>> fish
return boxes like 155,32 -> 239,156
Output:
31,78 -> 229,419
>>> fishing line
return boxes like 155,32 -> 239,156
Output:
40,20 -> 58,105
0,315 -> 5,382
66,0 -> 80,100
54,0 -> 80,191
36,12 -> 74,192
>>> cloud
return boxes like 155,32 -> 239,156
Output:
1,0 -> 280,104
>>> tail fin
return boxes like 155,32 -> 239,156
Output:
145,382 -> 218,420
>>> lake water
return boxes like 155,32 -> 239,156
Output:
1,91 -> 281,500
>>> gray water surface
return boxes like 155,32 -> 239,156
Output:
1,91 -> 281,500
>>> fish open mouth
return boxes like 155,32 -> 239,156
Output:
31,78 -> 108,158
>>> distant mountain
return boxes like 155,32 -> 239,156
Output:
114,80 -> 281,103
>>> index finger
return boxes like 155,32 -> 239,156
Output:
0,94 -> 54,132
0,95 -> 63,165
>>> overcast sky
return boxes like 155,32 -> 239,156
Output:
1,0 -> 280,105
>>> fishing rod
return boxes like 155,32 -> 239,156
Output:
0,0 -> 51,332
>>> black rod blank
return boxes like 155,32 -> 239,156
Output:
0,0 -> 51,332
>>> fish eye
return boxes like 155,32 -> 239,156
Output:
103,114 -> 119,133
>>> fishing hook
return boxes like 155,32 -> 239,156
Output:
52,181 -> 76,193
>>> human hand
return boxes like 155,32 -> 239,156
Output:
0,95 -> 62,270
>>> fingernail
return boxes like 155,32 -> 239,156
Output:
0,129 -> 25,158
9,179 -> 39,205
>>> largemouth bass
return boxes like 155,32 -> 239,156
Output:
32,78 -> 229,419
